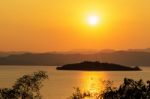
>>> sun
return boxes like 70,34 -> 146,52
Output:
88,15 -> 99,25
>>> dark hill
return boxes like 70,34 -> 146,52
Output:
0,51 -> 150,66
56,61 -> 141,71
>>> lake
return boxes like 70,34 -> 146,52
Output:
0,66 -> 150,99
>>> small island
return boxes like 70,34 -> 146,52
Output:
56,61 -> 141,71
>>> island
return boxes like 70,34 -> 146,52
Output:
56,61 -> 141,71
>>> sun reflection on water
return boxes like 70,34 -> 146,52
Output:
81,72 -> 107,93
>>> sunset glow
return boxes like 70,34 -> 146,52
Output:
0,1 -> 150,99
88,15 -> 99,25
0,0 -> 150,52
81,72 -> 107,93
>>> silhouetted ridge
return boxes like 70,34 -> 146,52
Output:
56,61 -> 141,71
0,51 -> 150,66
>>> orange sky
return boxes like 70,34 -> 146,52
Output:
0,0 -> 150,52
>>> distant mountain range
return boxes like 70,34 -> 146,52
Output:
0,52 -> 25,57
0,48 -> 150,66
127,48 -> 150,53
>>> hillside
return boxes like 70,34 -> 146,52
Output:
0,51 -> 150,66
56,61 -> 141,71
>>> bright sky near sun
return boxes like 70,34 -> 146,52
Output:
0,0 -> 150,52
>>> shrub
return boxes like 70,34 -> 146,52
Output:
0,71 -> 48,99
70,78 -> 150,99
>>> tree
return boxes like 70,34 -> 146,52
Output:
70,78 -> 150,99
0,71 -> 48,99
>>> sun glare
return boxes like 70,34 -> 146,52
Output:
88,15 -> 99,25
81,72 -> 107,93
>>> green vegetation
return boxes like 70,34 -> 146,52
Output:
69,78 -> 150,99
0,71 -> 48,99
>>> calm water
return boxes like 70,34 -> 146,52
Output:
0,66 -> 150,99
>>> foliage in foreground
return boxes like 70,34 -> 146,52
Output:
0,71 -> 48,99
70,78 -> 150,99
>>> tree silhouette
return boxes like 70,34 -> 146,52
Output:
0,71 -> 48,99
70,78 -> 150,99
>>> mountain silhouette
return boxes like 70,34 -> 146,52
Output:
0,51 -> 150,66
56,61 -> 141,71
